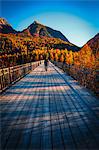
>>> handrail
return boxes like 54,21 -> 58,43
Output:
52,61 -> 98,96
0,60 -> 44,93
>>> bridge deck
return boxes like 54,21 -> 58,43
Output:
0,62 -> 99,150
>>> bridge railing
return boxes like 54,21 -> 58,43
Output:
52,61 -> 98,96
0,60 -> 44,93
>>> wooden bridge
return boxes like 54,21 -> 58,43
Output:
0,62 -> 99,150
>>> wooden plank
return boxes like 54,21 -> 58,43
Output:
52,63 -> 99,149
49,72 -> 65,150
1,66 -> 42,149
0,62 -> 99,150
16,66 -> 44,149
40,70 -> 52,150
29,68 -> 45,150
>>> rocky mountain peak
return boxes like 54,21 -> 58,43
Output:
0,18 -> 9,25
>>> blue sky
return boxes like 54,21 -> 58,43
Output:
1,0 -> 99,46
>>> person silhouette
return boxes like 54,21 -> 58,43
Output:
44,59 -> 49,71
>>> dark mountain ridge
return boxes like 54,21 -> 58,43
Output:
0,18 -> 69,42
0,18 -> 16,34
21,20 -> 69,42
80,33 -> 99,55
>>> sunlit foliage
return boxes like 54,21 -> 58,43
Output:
0,33 -> 98,95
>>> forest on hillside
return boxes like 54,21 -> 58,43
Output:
0,33 -> 99,95
0,33 -> 79,67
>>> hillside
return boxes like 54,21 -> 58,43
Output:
0,18 -> 98,95
80,33 -> 99,55
20,20 -> 69,42
0,18 -> 80,55
0,18 -> 69,42
0,33 -> 79,55
0,18 -> 16,34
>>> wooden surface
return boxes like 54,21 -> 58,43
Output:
0,60 -> 43,93
0,62 -> 99,150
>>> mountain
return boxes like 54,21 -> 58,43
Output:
81,33 -> 99,55
0,18 -> 69,42
0,18 -> 16,34
20,21 -> 69,42
0,18 -> 80,53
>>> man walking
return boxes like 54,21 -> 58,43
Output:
44,59 -> 49,71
